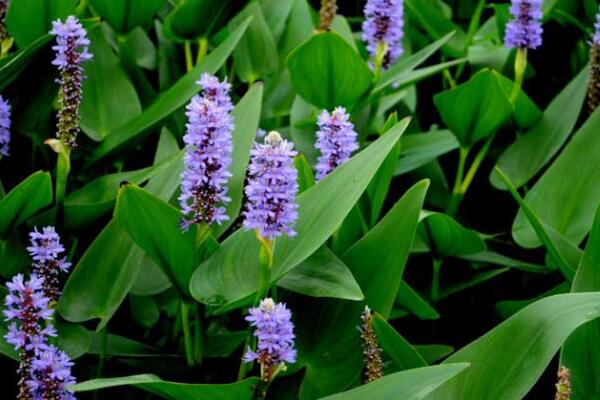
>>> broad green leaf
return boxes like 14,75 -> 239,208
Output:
89,333 -> 159,357
396,130 -> 459,175
495,283 -> 569,319
287,31 -> 373,109
415,345 -> 455,365
163,0 -> 233,42
5,0 -> 76,48
204,331 -> 246,358
491,67 -> 588,189
0,171 -> 52,238
277,247 -> 364,301
115,185 -> 200,299
330,15 -> 358,51
278,0 -> 313,59
80,28 -> 141,141
89,18 -> 251,163
420,212 -> 486,258
395,281 -> 439,320
562,204 -> 600,399
89,0 -> 165,34
438,268 -> 510,300
297,181 -> 428,399
294,154 -> 316,194
373,314 -> 428,370
129,295 -> 160,329
59,220 -> 144,330
495,72 -> 542,129
425,293 -> 600,399
290,95 -> 318,164
259,0 -> 294,41
512,106 -> 600,248
190,119 -> 411,310
434,70 -> 512,148
213,83 -> 263,237
460,251 -> 547,274
319,364 -> 469,400
230,2 -> 278,82
56,319 -> 92,359
0,34 -> 52,90
73,375 -> 259,399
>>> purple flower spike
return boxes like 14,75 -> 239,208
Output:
504,0 -> 543,49
0,0 -> 8,41
27,345 -> 77,400
4,274 -> 57,400
362,0 -> 405,70
244,298 -> 296,382
0,95 -> 10,157
594,8 -> 600,46
50,15 -> 92,148
315,107 -> 359,181
179,73 -> 234,230
243,131 -> 299,240
27,226 -> 71,303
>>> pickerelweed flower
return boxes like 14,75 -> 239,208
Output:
318,0 -> 337,31
244,298 -> 296,382
588,9 -> 600,113
554,366 -> 572,400
50,15 -> 92,148
4,274 -> 57,400
360,306 -> 383,383
179,73 -> 234,230
243,131 -> 299,240
0,94 -> 10,157
362,0 -> 404,70
0,0 -> 8,42
504,0 -> 543,49
315,107 -> 359,181
27,345 -> 77,400
27,226 -> 71,303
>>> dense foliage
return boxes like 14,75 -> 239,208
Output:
0,0 -> 599,399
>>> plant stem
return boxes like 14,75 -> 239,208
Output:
180,301 -> 195,367
193,305 -> 204,365
447,147 -> 469,216
92,327 -> 108,400
197,37 -> 208,64
431,259 -> 443,303
460,133 -> 495,194
510,48 -> 527,103
184,41 -> 194,72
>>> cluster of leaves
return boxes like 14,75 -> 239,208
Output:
1,0 -> 600,399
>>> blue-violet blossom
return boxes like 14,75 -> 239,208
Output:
0,94 -> 10,157
27,344 -> 77,400
315,107 -> 358,181
179,73 -> 234,230
362,0 -> 404,70
50,15 -> 92,148
589,7 -> 600,112
244,298 -> 296,381
27,226 -> 71,302
504,0 -> 543,49
243,131 -> 299,240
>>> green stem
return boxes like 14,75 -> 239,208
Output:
460,133 -> 495,194
184,41 -> 194,72
510,48 -> 527,104
447,147 -> 469,216
373,41 -> 388,82
196,37 -> 208,64
431,259 -> 443,303
181,301 -> 195,367
193,305 -> 204,365
456,0 -> 486,79
92,327 -> 108,400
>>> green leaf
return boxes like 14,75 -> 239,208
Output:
89,18 -> 251,163
0,171 -> 52,238
230,2 -> 278,82
395,281 -> 439,320
0,34 -> 52,91
163,0 -> 233,42
495,72 -> 542,129
277,247 -> 364,301
562,204 -> 600,399
89,0 -> 165,34
294,154 -> 316,194
56,319 -> 92,359
287,31 -> 373,109
213,83 -> 263,237
438,268 -> 510,300
297,181 -> 428,399
511,103 -> 600,248
115,185 -> 200,299
420,212 -> 486,258
396,130 -> 459,175
278,0 -> 313,59
460,251 -> 547,274
433,70 -> 512,148
5,0 -> 76,48
425,293 -> 600,399
319,364 -> 469,400
415,345 -> 454,365
190,119 -> 411,310
73,375 -> 259,399
491,67 -> 588,189
80,28 -> 141,141
373,314 -> 428,370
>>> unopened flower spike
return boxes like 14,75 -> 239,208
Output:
504,0 -> 543,50
50,15 -> 92,148
360,306 -> 383,383
0,0 -> 9,43
27,344 -> 77,400
315,107 -> 359,181
362,0 -> 405,70
554,366 -> 571,400
318,0 -> 337,31
588,8 -> 600,113
0,94 -> 10,157
27,226 -> 72,303
179,73 -> 234,231
244,298 -> 297,384
4,274 -> 57,399
243,131 -> 299,240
